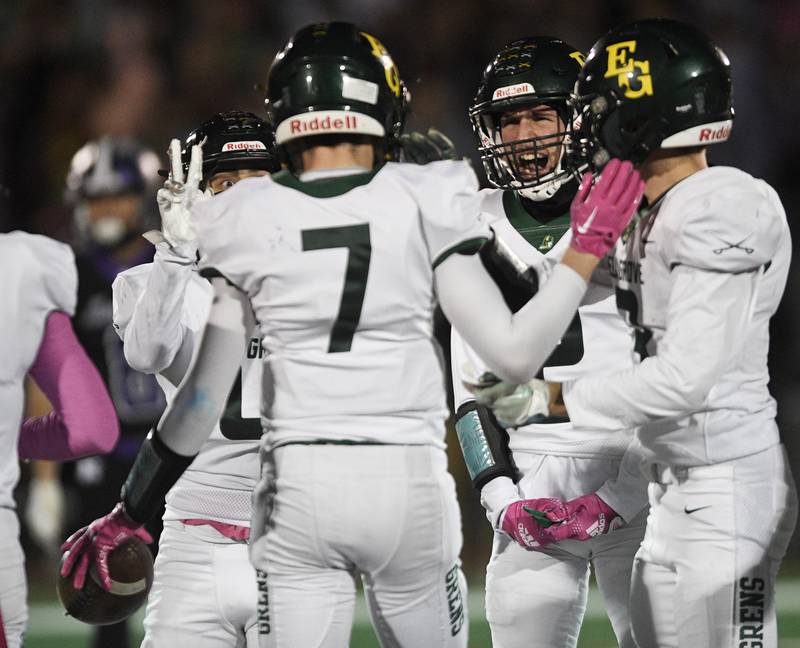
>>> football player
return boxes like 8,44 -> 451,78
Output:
2,232 -> 119,648
451,37 -> 648,648
473,19 -> 797,648
111,111 -> 280,648
62,136 -> 166,648
59,22 -> 643,648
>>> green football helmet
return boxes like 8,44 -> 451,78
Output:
573,18 -> 733,168
469,37 -> 585,202
265,22 -> 408,157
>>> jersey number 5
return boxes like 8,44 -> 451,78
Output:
302,223 -> 371,353
615,287 -> 652,359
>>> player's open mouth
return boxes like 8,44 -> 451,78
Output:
517,152 -> 549,177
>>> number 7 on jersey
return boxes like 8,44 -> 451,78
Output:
302,223 -> 371,353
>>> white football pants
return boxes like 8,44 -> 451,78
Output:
0,508 -> 26,648
630,443 -> 797,648
486,453 -> 646,648
250,443 -> 468,648
141,521 -> 259,647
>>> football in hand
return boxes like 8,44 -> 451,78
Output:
57,536 -> 154,625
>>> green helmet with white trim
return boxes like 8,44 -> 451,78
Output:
574,18 -> 734,168
265,22 -> 408,157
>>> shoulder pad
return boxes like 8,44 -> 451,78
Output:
659,167 -> 786,273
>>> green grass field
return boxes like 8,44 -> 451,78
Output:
22,581 -> 800,647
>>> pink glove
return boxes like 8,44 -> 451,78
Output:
60,503 -> 153,591
540,493 -> 623,543
500,498 -> 568,550
569,158 -> 645,258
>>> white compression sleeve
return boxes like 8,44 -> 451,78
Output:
115,243 -> 195,376
155,278 -> 251,456
436,252 -> 588,383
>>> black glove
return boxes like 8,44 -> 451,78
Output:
398,128 -> 458,164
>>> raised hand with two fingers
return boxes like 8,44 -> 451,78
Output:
154,139 -> 206,259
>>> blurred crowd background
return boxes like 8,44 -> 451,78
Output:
3,0 -> 799,580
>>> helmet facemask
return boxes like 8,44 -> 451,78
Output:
470,99 -> 580,202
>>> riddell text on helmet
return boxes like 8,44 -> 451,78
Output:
290,114 -> 359,134
222,141 -> 268,152
491,82 -> 535,100
699,124 -> 731,142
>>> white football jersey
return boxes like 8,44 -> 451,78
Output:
565,166 -> 790,466
113,262 -> 262,525
195,160 -> 490,448
0,232 -> 76,509
451,189 -> 635,458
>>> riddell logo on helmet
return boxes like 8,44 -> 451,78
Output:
492,83 -> 535,100
275,110 -> 384,144
699,125 -> 731,142
290,114 -> 359,134
222,141 -> 267,152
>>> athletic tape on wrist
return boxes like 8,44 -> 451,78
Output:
121,430 -> 196,524
454,401 -> 517,490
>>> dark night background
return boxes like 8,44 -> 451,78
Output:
2,0 -> 798,590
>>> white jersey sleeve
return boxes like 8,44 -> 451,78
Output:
112,243 -> 196,374
565,167 -> 789,465
660,168 -> 783,272
564,259 -> 760,431
0,232 -> 77,508
20,233 -> 77,317
388,160 -> 489,267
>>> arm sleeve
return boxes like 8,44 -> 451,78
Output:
595,437 -> 650,522
154,278 -> 251,456
112,244 -> 195,374
437,253 -> 588,383
451,325 -> 522,526
119,280 -> 252,523
563,264 -> 760,429
480,476 -> 521,529
19,311 -> 119,460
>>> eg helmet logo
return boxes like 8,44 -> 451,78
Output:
569,51 -> 586,67
604,40 -> 653,99
360,31 -> 402,97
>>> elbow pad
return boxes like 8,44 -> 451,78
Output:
120,430 -> 196,524
479,235 -> 539,313
454,401 -> 517,489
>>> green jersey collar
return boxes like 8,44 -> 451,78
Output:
502,191 -> 570,253
272,168 -> 378,198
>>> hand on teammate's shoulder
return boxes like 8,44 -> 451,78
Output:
398,127 -> 458,164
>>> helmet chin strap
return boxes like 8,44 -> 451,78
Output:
517,177 -> 563,202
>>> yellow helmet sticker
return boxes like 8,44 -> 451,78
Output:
360,31 -> 402,97
604,40 -> 653,99
570,51 -> 586,67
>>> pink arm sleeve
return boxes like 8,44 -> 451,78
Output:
18,311 -> 120,460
